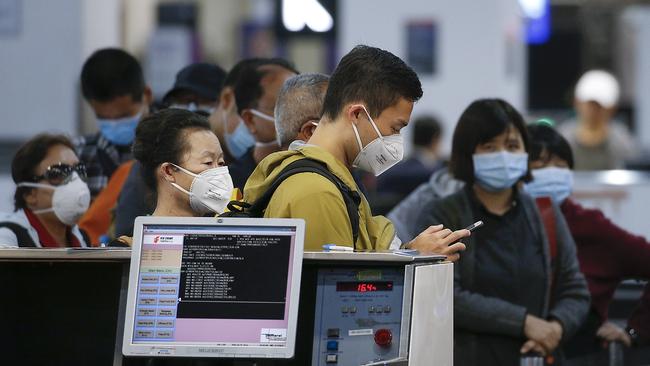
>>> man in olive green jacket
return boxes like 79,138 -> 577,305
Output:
243,45 -> 469,256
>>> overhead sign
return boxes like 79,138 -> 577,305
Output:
275,0 -> 336,38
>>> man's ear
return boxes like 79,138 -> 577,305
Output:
240,110 -> 256,134
220,87 -> 235,111
344,104 -> 365,126
299,121 -> 318,141
143,86 -> 154,106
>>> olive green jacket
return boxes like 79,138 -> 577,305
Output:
243,145 -> 396,251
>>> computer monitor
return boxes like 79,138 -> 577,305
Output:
122,216 -> 305,359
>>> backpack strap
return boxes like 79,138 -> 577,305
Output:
536,197 -> 558,261
535,197 -> 561,366
78,228 -> 92,248
535,197 -> 558,300
0,222 -> 38,247
251,158 -> 361,245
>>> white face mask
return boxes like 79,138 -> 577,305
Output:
351,105 -> 404,176
18,172 -> 91,226
169,164 -> 234,215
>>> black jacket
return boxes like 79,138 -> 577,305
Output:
414,188 -> 590,365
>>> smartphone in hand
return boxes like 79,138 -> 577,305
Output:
464,220 -> 484,233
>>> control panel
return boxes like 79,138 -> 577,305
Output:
311,267 -> 405,365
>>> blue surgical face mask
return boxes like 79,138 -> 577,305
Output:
524,167 -> 573,203
97,111 -> 143,146
224,116 -> 256,159
473,151 -> 528,192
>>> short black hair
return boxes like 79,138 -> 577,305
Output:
81,48 -> 145,102
231,58 -> 299,114
322,45 -> 423,120
412,116 -> 442,147
223,59 -> 263,88
133,109 -> 211,193
527,123 -> 575,169
449,98 -> 532,185
12,134 -> 75,211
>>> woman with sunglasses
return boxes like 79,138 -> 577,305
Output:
0,134 -> 91,247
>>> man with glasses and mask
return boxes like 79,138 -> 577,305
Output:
243,45 -> 469,257
77,48 -> 153,198
228,58 -> 298,189
0,134 -> 91,247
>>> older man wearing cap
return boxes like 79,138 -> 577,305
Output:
559,70 -> 639,170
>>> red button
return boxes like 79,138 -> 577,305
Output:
374,328 -> 392,348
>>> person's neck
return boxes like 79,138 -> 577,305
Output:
37,213 -> 68,246
152,193 -> 195,217
414,147 -> 439,168
472,184 -> 514,216
577,117 -> 609,147
252,142 -> 280,164
308,119 -> 352,168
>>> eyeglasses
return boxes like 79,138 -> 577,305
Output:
32,163 -> 87,185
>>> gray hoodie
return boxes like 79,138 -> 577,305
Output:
387,168 -> 464,242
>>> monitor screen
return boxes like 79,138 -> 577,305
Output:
123,217 -> 305,359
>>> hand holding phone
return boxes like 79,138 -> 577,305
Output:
464,221 -> 484,233
408,224 -> 472,262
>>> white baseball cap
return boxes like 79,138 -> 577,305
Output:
574,70 -> 620,109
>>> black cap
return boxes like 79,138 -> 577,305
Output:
163,63 -> 226,103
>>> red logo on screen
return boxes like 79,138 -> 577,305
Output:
154,236 -> 160,244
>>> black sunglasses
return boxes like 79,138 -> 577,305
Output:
32,163 -> 87,184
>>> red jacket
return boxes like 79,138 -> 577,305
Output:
561,198 -> 650,338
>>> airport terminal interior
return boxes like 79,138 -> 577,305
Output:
1,0 -> 650,365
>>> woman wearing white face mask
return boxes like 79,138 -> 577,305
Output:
526,123 -> 650,358
0,134 -> 91,248
414,99 -> 590,365
133,109 -> 233,219
112,109 -> 234,247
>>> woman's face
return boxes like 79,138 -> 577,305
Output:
530,149 -> 570,169
171,129 -> 226,193
25,144 -> 79,218
474,125 -> 525,155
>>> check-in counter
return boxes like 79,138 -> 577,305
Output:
0,249 -> 454,366
0,248 -> 131,366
